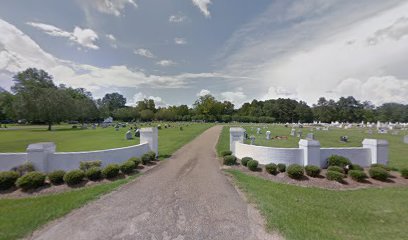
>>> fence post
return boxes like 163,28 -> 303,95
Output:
140,127 -> 159,156
230,127 -> 245,155
26,142 -> 56,172
362,139 -> 388,165
299,139 -> 321,167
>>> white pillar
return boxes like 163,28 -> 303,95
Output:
299,139 -> 321,167
26,142 -> 56,172
362,139 -> 389,165
230,127 -> 245,155
140,127 -> 158,156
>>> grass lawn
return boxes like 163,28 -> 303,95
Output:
0,176 -> 135,240
228,169 -> 408,240
217,125 -> 408,169
0,123 -> 211,154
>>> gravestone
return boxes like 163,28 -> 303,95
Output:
115,125 -> 119,131
290,128 -> 296,136
404,135 -> 408,144
125,130 -> 132,140
250,135 -> 256,145
297,130 -> 302,138
266,131 -> 271,140
256,128 -> 261,134
134,129 -> 140,137
306,133 -> 314,140
340,136 -> 348,142
244,131 -> 248,139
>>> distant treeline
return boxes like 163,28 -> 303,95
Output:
1,68 -> 407,130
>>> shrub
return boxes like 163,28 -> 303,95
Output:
327,166 -> 344,174
147,151 -> 156,160
102,164 -> 120,179
12,162 -> 35,176
350,164 -> 364,171
370,164 -> 391,171
326,171 -> 344,182
247,160 -> 259,171
0,171 -> 19,190
287,164 -> 304,179
265,163 -> 278,175
48,170 -> 65,185
401,168 -> 408,179
369,167 -> 390,181
305,165 -> 321,178
221,150 -> 233,157
120,161 -> 135,174
349,170 -> 368,182
141,151 -> 156,165
241,157 -> 252,166
128,157 -> 141,167
16,172 -> 46,190
327,155 -> 351,168
277,163 -> 286,172
223,155 -> 237,165
63,170 -> 85,186
85,167 -> 102,181
79,160 -> 102,171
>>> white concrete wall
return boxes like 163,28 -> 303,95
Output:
320,148 -> 371,167
48,143 -> 150,171
234,142 -> 304,165
0,153 -> 27,171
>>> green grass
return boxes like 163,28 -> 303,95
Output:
0,123 -> 211,153
217,125 -> 408,169
228,169 -> 408,240
216,125 -> 230,157
0,176 -> 134,240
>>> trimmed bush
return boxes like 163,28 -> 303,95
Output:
221,150 -> 233,157
141,151 -> 156,165
287,164 -> 304,179
63,170 -> 85,186
247,160 -> 259,171
369,167 -> 390,181
349,170 -> 368,182
79,160 -> 102,171
370,164 -> 391,171
0,171 -> 19,190
16,172 -> 46,190
326,171 -> 344,182
350,164 -> 364,171
327,155 -> 351,168
401,168 -> 408,179
102,164 -> 120,179
277,163 -> 286,173
12,162 -> 35,176
265,163 -> 278,175
120,161 -> 136,174
327,166 -> 344,174
223,155 -> 237,165
241,157 -> 252,166
85,167 -> 102,181
128,157 -> 141,167
48,170 -> 65,185
305,165 -> 321,178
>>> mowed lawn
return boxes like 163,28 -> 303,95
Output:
217,125 -> 408,169
228,170 -> 408,240
0,123 -> 212,240
0,123 -> 211,155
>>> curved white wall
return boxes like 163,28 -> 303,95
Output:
234,142 -> 303,165
320,148 -> 371,167
0,153 -> 27,171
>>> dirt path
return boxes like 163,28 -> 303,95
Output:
28,126 -> 281,240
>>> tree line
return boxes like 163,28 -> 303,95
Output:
0,68 -> 407,130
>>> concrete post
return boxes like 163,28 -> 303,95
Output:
140,127 -> 158,156
26,142 -> 56,172
230,127 -> 245,155
362,139 -> 389,165
299,139 -> 321,167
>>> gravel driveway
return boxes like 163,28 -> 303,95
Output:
28,126 -> 281,240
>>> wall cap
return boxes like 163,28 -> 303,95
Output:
26,142 -> 56,152
230,127 -> 245,133
362,139 -> 388,146
298,139 -> 321,147
140,127 -> 158,133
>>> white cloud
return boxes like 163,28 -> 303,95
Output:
80,0 -> 137,16
134,48 -> 155,58
197,89 -> 211,97
220,89 -> 247,107
174,37 -> 187,45
261,86 -> 298,101
27,22 -> 99,49
130,92 -> 167,107
169,14 -> 187,23
156,60 -> 176,67
192,0 -> 212,17
367,17 -> 408,45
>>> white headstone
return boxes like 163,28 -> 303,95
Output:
256,128 -> 261,134
290,128 -> 296,136
125,130 -> 132,140
266,131 -> 271,140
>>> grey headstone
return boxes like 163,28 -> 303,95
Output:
266,131 -> 271,140
290,128 -> 296,136
125,130 -> 133,140
306,133 -> 314,140
256,128 -> 261,134
250,135 -> 256,145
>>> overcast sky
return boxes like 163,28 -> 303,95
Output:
1,0 -> 408,107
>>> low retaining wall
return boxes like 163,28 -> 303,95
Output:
0,127 -> 158,172
230,127 -> 388,167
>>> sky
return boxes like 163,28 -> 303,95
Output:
1,0 -> 408,108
